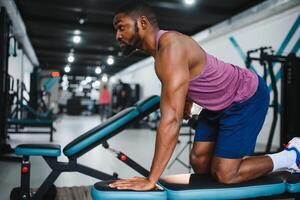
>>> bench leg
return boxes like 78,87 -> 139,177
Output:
20,156 -> 31,199
50,125 -> 53,142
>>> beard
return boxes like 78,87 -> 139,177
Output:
121,43 -> 137,57
121,21 -> 141,57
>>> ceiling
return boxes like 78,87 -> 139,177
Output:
15,0 -> 265,77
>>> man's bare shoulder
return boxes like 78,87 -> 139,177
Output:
155,32 -> 190,81
159,31 -> 185,50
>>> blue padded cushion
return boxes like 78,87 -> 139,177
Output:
135,95 -> 160,114
63,107 -> 139,157
91,181 -> 167,200
159,174 -> 286,200
15,144 -> 61,157
286,173 -> 300,193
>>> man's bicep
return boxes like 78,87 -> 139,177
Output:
162,77 -> 189,116
156,42 -> 190,119
158,68 -> 189,120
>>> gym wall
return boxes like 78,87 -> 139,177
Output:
111,1 -> 300,149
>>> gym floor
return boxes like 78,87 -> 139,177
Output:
0,115 -> 191,200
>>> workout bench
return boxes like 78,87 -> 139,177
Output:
92,172 -> 300,200
10,95 -> 160,200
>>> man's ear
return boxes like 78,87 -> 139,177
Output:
139,16 -> 150,30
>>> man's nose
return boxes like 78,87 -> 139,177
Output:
116,31 -> 122,41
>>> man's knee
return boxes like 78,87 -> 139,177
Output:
211,159 -> 240,184
213,168 -> 236,184
190,152 -> 211,173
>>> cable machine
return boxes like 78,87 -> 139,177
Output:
246,47 -> 300,153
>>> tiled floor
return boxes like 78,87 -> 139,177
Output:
0,115 -> 192,199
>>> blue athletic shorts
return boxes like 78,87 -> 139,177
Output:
194,76 -> 270,159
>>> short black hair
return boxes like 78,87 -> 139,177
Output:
115,0 -> 158,27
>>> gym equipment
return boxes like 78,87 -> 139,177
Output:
7,80 -> 54,142
112,81 -> 140,115
0,7 -> 20,162
7,119 -> 54,141
246,47 -> 300,152
10,95 -> 160,200
246,47 -> 278,153
91,172 -> 300,200
28,67 -> 57,119
20,81 -> 54,120
280,53 -> 300,148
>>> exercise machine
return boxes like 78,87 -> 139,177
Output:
246,47 -> 300,153
7,80 -> 54,142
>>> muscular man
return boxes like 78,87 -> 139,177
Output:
110,0 -> 300,191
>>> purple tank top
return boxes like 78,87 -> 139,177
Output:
155,30 -> 259,111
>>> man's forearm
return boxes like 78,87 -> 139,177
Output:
148,120 -> 180,183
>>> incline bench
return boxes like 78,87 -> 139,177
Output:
10,95 -> 160,200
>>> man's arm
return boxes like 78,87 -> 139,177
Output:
109,34 -> 190,191
148,36 -> 190,184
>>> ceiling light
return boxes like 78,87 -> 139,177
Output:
68,55 -> 75,63
102,74 -> 108,82
73,35 -> 81,44
74,30 -> 81,35
106,56 -> 114,65
81,80 -> 87,86
86,76 -> 92,83
95,67 -> 102,74
64,65 -> 71,73
92,81 -> 101,88
184,0 -> 195,5
79,18 -> 85,24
